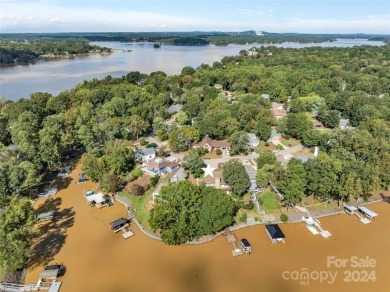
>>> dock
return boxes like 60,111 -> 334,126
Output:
344,204 -> 371,224
302,216 -> 332,238
224,228 -> 244,257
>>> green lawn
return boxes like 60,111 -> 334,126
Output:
259,191 -> 279,212
120,189 -> 154,232
254,141 -> 276,154
281,138 -> 300,147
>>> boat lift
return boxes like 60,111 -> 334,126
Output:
302,216 -> 332,238
343,204 -> 377,224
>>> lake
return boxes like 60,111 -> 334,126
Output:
0,39 -> 385,101
25,162 -> 390,292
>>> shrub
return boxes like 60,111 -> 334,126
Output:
132,168 -> 143,179
239,212 -> 247,223
140,138 -> 148,146
264,142 -> 270,147
132,184 -> 145,196
150,175 -> 159,186
146,143 -> 158,148
280,213 -> 288,223
276,144 -> 284,150
239,200 -> 254,210
216,149 -> 222,155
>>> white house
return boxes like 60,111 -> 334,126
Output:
135,147 -> 156,163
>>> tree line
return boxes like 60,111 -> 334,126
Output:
0,39 -> 111,64
0,43 -> 389,262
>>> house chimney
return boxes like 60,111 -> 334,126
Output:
215,177 -> 221,189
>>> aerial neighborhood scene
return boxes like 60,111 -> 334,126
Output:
0,0 -> 389,291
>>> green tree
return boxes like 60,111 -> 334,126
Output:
181,150 -> 204,178
277,113 -> 313,139
197,186 -> 235,235
278,158 -> 307,204
127,115 -> 148,140
256,150 -> 277,169
149,181 -> 202,244
222,159 -> 249,196
0,196 -> 35,271
228,131 -> 250,155
168,126 -> 199,152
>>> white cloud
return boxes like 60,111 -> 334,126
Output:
0,2 -> 389,33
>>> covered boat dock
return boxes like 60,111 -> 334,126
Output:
358,206 -> 378,220
265,224 -> 285,243
35,210 -> 56,222
109,218 -> 134,239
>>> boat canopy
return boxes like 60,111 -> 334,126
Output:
358,206 -> 378,218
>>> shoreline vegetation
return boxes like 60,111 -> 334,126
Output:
1,31 -> 389,66
0,40 -> 389,274
116,190 -> 384,245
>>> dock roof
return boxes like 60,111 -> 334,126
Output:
110,218 -> 128,229
358,206 -> 378,218
265,224 -> 285,239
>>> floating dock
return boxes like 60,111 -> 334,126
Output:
302,216 -> 332,238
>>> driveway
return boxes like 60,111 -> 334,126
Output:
277,143 -> 304,156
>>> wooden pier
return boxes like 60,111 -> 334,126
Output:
224,228 -> 244,257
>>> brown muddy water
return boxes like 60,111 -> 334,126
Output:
25,163 -> 390,292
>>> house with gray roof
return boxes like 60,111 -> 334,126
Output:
166,104 -> 183,114
339,119 -> 354,130
135,147 -> 156,162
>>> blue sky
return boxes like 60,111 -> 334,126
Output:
1,0 -> 389,33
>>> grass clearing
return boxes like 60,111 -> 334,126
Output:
281,138 -> 300,147
260,191 -> 279,212
121,189 -> 154,232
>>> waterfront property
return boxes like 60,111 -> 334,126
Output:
265,224 -> 285,243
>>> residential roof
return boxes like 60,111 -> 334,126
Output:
110,218 -> 128,229
194,135 -> 231,149
272,109 -> 288,117
268,129 -> 279,141
203,171 -> 228,186
247,133 -> 260,144
166,104 -> 183,114
6,145 -> 18,151
295,156 -> 309,163
171,167 -> 187,182
137,147 -> 156,156
265,224 -> 285,239
271,102 -> 284,110
339,119 -> 349,127
147,158 -> 179,171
